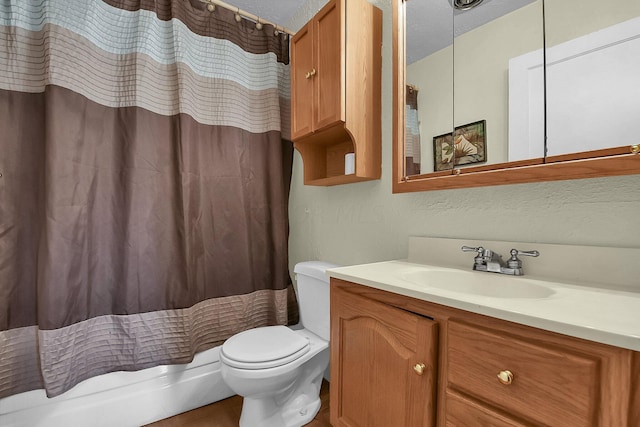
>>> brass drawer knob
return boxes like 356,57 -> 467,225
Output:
631,144 -> 640,155
305,68 -> 317,79
413,363 -> 426,375
497,370 -> 514,385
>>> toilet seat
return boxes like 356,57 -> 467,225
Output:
221,326 -> 310,370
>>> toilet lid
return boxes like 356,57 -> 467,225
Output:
221,326 -> 310,369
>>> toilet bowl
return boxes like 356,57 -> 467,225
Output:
219,261 -> 337,427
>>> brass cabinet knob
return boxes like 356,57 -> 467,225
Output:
305,68 -> 317,79
631,144 -> 640,155
413,363 -> 426,375
497,370 -> 514,385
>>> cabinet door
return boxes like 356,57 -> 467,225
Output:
330,286 -> 438,427
291,24 -> 315,140
313,0 -> 342,131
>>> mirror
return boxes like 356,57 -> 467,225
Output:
393,0 -> 640,193
404,0 -> 453,175
453,0 -> 543,168
544,0 -> 640,159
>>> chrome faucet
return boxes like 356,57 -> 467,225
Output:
461,246 -> 539,276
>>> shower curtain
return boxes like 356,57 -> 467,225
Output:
0,0 -> 295,398
405,85 -> 421,175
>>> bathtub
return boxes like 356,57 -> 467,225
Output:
0,345 -> 234,427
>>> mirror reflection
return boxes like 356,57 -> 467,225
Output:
453,0 -> 543,168
544,0 -> 640,159
405,0 -> 543,176
402,0 -> 640,178
405,0 -> 453,175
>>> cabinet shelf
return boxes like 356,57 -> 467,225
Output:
303,174 -> 372,187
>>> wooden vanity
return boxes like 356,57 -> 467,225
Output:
330,278 -> 640,426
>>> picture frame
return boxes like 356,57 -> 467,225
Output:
433,120 -> 487,171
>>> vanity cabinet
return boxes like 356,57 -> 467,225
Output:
330,284 -> 438,427
446,320 -> 627,426
290,0 -> 382,186
330,278 -> 640,426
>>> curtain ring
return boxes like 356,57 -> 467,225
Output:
256,17 -> 263,30
206,2 -> 215,12
235,8 -> 242,22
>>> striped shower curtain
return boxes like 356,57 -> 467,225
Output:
0,0 -> 295,398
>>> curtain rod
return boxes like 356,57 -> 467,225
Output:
198,0 -> 296,36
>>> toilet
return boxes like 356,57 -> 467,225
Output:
220,261 -> 337,427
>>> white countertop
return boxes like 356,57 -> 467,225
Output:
327,260 -> 640,352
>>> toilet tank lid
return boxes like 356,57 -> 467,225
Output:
294,261 -> 340,283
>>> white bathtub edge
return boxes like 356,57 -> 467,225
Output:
0,346 -> 234,427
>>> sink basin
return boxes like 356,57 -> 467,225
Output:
400,268 -> 556,299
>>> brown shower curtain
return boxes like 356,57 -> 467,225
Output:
0,0 -> 295,398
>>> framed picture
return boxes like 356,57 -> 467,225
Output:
433,120 -> 486,171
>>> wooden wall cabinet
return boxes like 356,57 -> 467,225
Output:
330,279 -> 640,426
291,0 -> 382,186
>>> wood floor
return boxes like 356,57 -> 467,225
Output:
145,380 -> 331,427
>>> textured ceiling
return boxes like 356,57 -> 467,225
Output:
226,0 -> 309,30
224,0 -> 536,64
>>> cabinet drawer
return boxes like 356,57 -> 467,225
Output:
445,391 -> 525,427
447,320 -> 600,426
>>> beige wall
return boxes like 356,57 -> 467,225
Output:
286,0 -> 640,274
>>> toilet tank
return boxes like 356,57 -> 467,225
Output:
293,261 -> 338,341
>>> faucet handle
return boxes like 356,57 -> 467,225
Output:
508,249 -> 540,269
462,246 -> 486,269
510,249 -> 539,258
